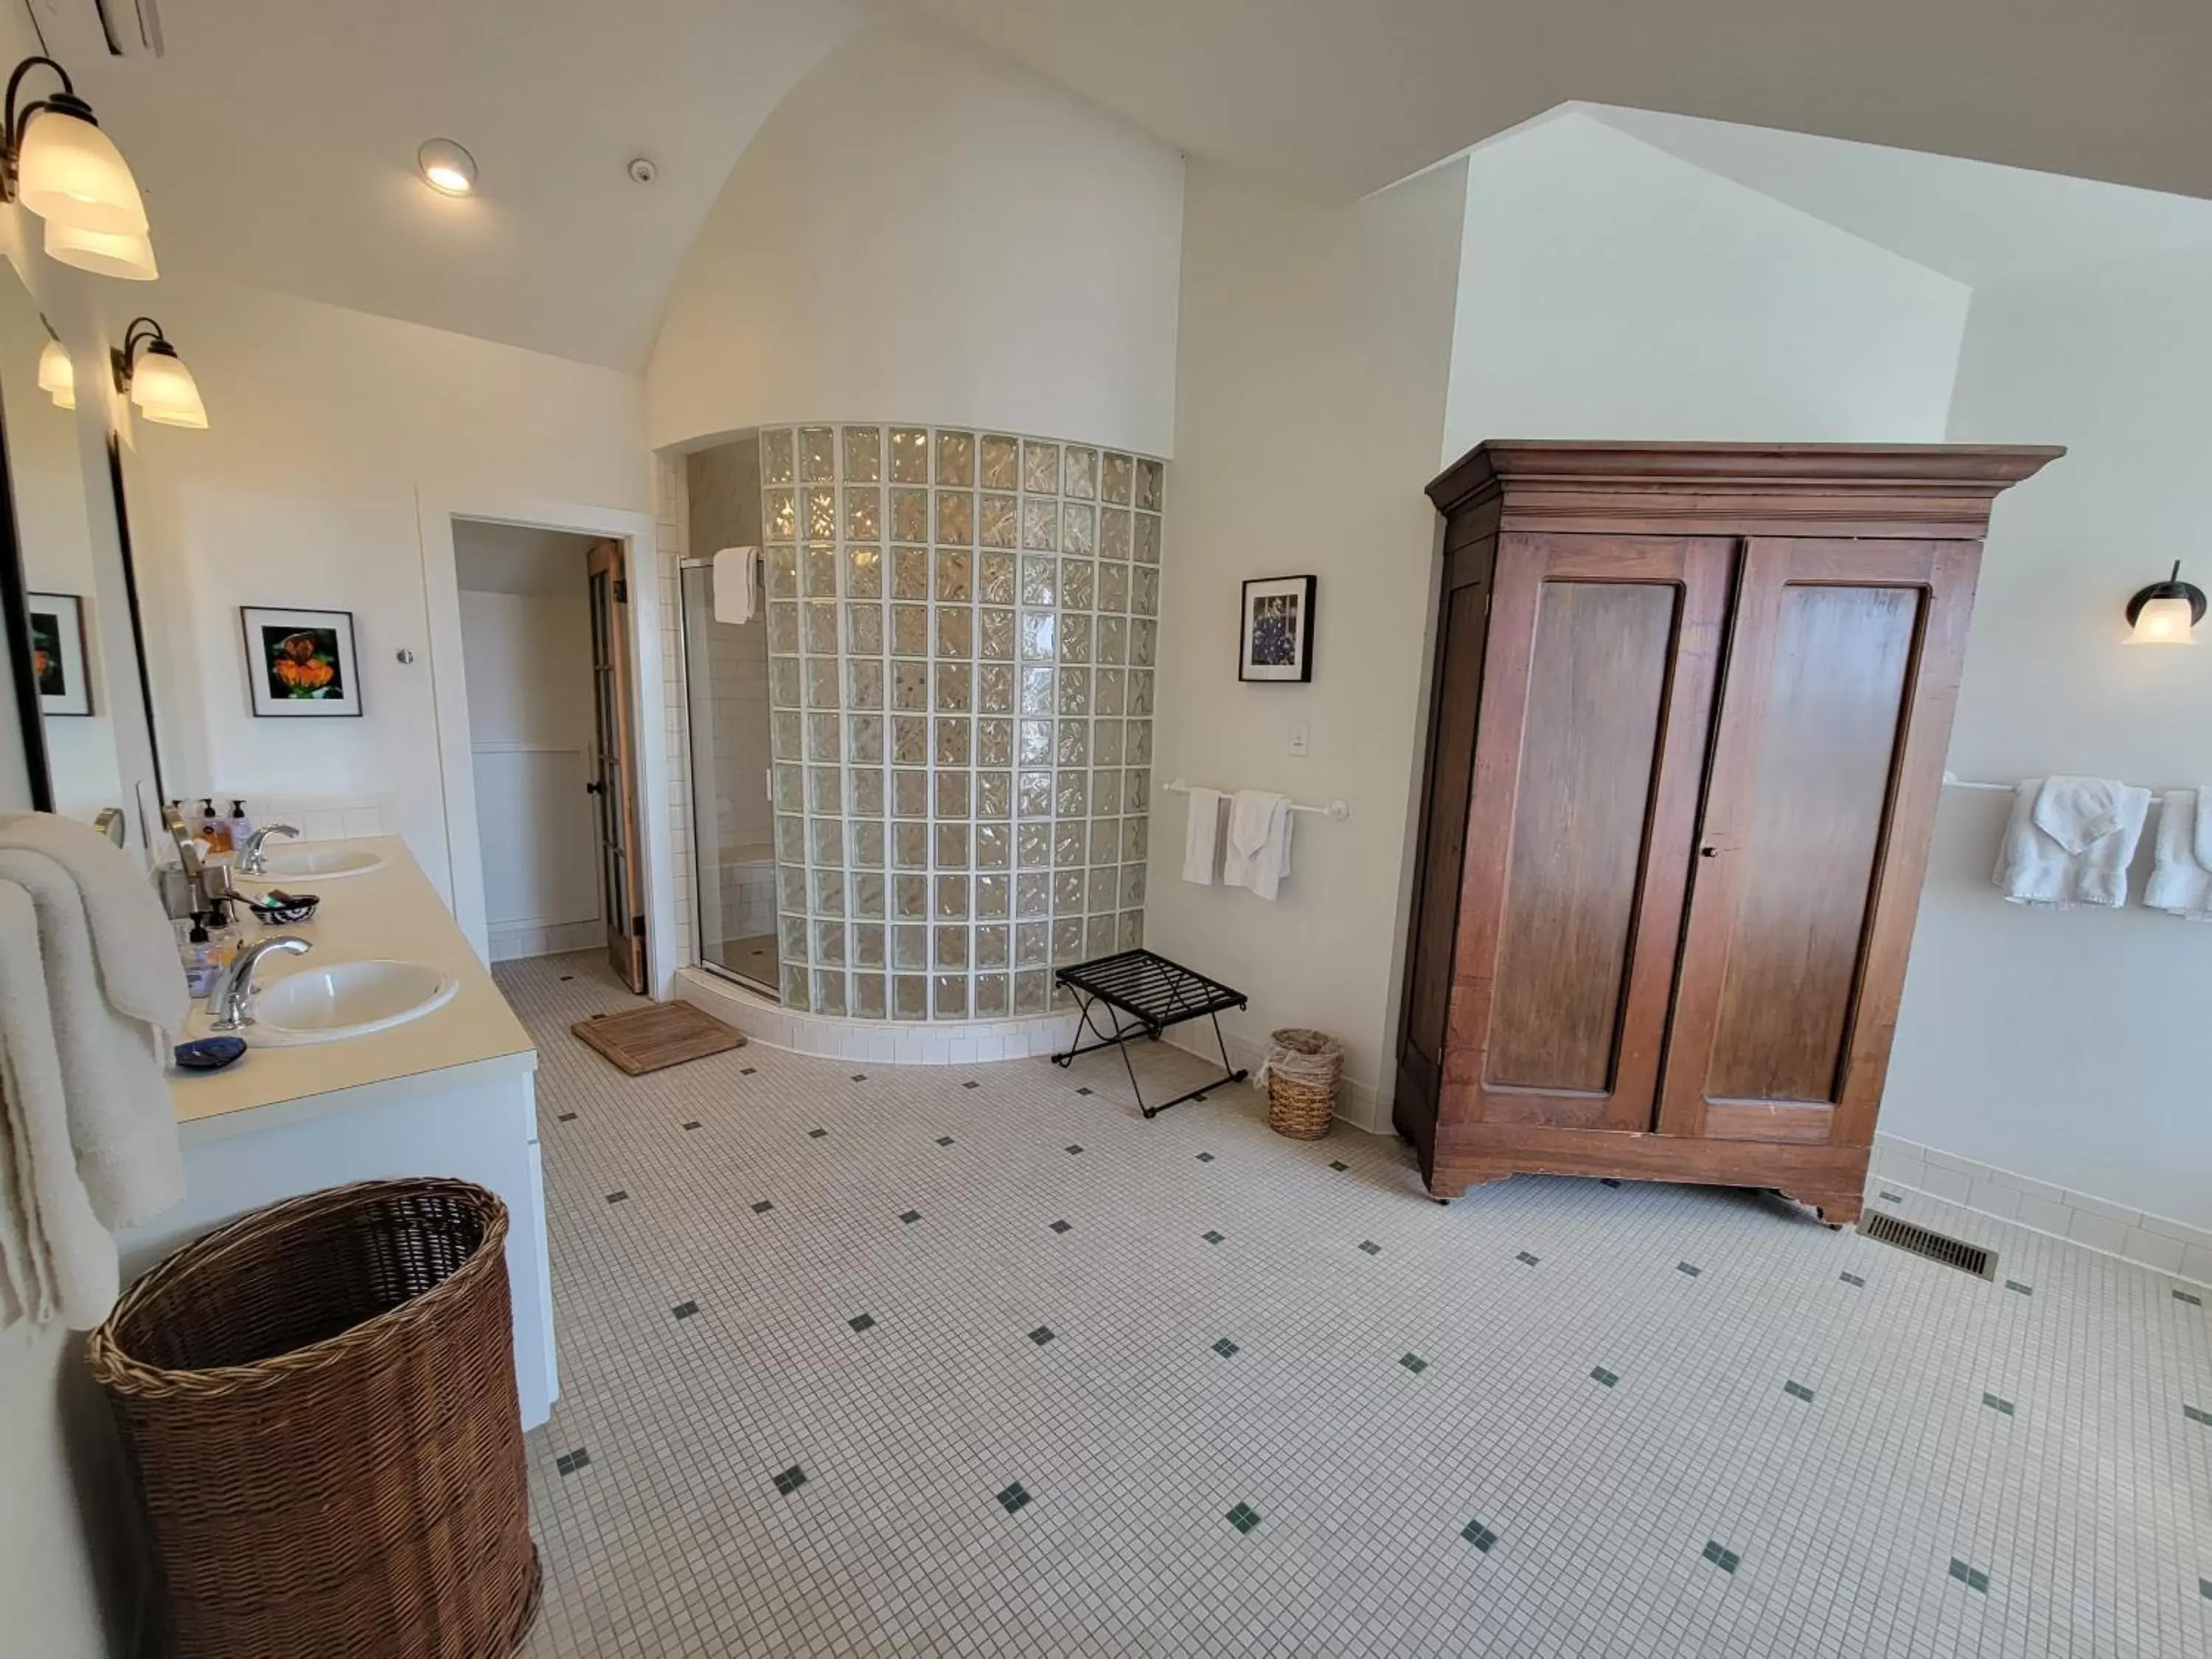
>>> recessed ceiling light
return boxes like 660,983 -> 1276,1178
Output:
417,138 -> 477,197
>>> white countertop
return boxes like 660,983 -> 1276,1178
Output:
169,838 -> 536,1127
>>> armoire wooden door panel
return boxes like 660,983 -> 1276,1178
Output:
1396,553 -> 1494,1134
1443,534 -> 1731,1133
1658,538 -> 1980,1146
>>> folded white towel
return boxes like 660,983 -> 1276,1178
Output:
2145,787 -> 2212,920
0,881 -> 121,1329
0,810 -> 188,1033
0,848 -> 183,1231
1180,787 -> 1222,886
1223,790 -> 1295,901
1993,776 -> 2151,908
712,546 -> 759,625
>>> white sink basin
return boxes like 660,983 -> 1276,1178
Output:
242,846 -> 386,883
247,959 -> 457,1046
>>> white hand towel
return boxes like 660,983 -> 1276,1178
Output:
0,848 -> 183,1231
1992,777 -> 2150,908
0,810 -> 187,1033
712,545 -> 759,625
0,881 -> 121,1329
2145,788 -> 2212,919
1223,790 -> 1295,901
1180,787 -> 1222,885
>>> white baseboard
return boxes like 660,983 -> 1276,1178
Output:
675,966 -> 1079,1065
1869,1133 -> 2211,1285
489,918 -> 602,961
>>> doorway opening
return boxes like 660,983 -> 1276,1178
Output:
453,518 -> 649,993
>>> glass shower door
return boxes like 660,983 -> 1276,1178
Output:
680,560 -> 779,996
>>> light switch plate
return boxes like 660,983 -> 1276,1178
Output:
1287,720 -> 1310,757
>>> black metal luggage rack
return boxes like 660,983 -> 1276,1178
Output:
1050,949 -> 1248,1119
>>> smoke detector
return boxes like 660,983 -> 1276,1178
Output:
627,157 -> 658,185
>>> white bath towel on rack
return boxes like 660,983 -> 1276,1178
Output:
1992,776 -> 2150,908
2144,787 -> 2212,920
1180,786 -> 1222,885
1223,790 -> 1294,901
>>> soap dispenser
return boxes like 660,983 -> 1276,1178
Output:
228,799 -> 255,850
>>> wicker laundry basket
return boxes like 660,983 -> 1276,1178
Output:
86,1178 -> 540,1659
1260,1027 -> 1344,1139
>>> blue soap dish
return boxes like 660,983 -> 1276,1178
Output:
173,1036 -> 247,1072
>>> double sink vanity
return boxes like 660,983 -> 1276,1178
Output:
122,837 -> 557,1427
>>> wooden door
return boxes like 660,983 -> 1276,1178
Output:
586,540 -> 647,992
1439,534 -> 1732,1134
1657,538 -> 1978,1149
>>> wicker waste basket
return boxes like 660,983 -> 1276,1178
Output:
1257,1027 -> 1344,1139
86,1178 -> 540,1659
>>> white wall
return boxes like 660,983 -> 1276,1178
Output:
1445,114 -> 1970,452
125,280 -> 653,901
1144,159 -> 1469,1123
1879,249 -> 2212,1233
647,17 -> 1185,457
456,574 -> 601,960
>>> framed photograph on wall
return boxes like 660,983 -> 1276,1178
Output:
27,591 -> 91,716
1238,574 -> 1317,683
241,605 -> 362,717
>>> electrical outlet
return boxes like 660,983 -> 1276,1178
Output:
1287,720 -> 1310,758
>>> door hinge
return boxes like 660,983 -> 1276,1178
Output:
613,578 -> 628,603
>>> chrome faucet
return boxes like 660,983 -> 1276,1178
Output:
236,822 -> 300,875
208,934 -> 311,1032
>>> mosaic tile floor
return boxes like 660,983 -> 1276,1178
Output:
498,952 -> 2212,1658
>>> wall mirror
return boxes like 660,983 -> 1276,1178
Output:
0,257 -> 161,846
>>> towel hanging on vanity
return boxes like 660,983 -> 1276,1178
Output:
1992,776 -> 2151,908
2145,787 -> 2212,920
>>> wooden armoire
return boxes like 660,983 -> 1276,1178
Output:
1395,442 -> 2059,1223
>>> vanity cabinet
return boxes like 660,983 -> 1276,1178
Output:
1395,442 -> 2059,1221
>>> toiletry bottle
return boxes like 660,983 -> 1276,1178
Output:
198,798 -> 231,855
229,799 -> 254,850
181,922 -> 223,998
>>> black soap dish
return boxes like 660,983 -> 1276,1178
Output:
246,889 -> 319,925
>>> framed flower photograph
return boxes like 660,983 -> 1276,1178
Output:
241,605 -> 362,717
1238,574 -> 1316,683
27,591 -> 91,716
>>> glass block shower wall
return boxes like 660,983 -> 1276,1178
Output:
760,425 -> 1163,1020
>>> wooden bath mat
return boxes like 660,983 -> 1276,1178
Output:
574,1002 -> 745,1076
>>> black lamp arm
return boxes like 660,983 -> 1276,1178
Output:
110,316 -> 170,393
1,55 -> 86,199
2124,560 -> 2209,628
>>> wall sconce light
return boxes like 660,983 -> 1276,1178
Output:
43,217 -> 156,280
1,56 -> 154,276
37,323 -> 72,409
111,316 -> 206,429
417,138 -> 477,197
2125,562 -> 2205,646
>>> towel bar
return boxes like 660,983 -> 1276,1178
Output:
1164,778 -> 1349,821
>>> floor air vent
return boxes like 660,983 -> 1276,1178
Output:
1860,1212 -> 1996,1279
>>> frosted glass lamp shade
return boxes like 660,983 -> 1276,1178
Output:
36,337 -> 73,408
2124,563 -> 2204,645
417,138 -> 477,197
43,215 -> 156,279
2128,594 -> 2198,645
16,102 -> 147,234
129,343 -> 206,429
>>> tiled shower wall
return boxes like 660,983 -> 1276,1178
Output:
762,425 -> 1162,1020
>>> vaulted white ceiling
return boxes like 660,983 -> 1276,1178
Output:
58,0 -> 863,369
36,0 -> 2212,375
908,0 -> 2212,205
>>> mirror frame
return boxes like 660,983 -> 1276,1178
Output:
104,432 -> 165,807
0,357 -> 55,810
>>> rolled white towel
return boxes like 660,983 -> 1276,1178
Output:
2144,787 -> 2212,920
1992,776 -> 2150,909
